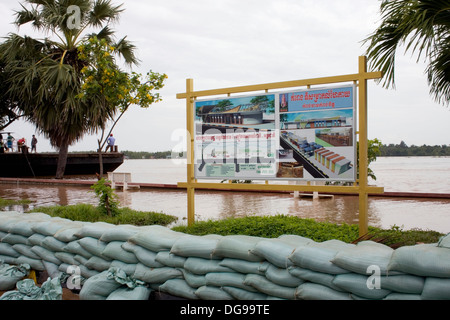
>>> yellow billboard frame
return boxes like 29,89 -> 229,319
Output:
177,56 -> 384,236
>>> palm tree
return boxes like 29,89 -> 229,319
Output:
364,0 -> 450,106
0,0 -> 138,178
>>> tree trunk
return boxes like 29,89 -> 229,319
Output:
55,141 -> 69,179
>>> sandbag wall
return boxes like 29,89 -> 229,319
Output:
1,211 -> 450,300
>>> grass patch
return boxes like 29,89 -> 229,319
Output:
28,203 -> 178,227
172,215 -> 445,247
0,197 -> 31,208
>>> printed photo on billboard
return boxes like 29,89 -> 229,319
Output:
193,85 -> 356,182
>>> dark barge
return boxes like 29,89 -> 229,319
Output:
0,152 -> 124,177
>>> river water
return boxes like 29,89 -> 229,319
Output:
0,157 -> 449,233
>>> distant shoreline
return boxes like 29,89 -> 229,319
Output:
1,177 -> 449,200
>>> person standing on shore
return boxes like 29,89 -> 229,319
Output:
31,135 -> 38,153
106,134 -> 116,152
31,134 -> 37,153
6,133 -> 14,152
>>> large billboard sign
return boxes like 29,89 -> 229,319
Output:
194,85 -> 356,182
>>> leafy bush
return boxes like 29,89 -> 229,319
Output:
172,215 -> 444,247
29,204 -> 178,227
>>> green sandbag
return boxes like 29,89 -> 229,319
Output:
79,270 -> 123,300
296,282 -> 353,300
332,273 -> 391,300
388,244 -> 450,278
219,258 -> 269,275
205,272 -> 257,292
101,241 -> 139,264
222,286 -> 268,300
0,262 -> 30,291
155,251 -> 187,268
213,235 -> 265,262
121,242 -> 164,268
331,241 -> 397,275
250,239 -> 296,268
264,264 -> 303,287
180,269 -> 206,288
129,225 -> 188,252
243,274 -> 296,300
106,286 -> 152,300
195,285 -> 234,300
421,277 -> 450,300
183,257 -> 234,275
0,243 -> 20,258
133,263 -> 183,284
170,234 -> 223,260
288,267 -> 344,292
159,278 -> 198,300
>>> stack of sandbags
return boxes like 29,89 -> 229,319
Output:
1,211 -> 450,300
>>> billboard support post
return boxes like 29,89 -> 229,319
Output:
177,56 -> 383,236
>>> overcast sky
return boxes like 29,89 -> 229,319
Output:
1,0 -> 449,153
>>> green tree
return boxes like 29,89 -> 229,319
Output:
77,36 -> 167,176
0,0 -> 138,179
364,0 -> 450,106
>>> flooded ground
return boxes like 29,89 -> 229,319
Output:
0,157 -> 449,233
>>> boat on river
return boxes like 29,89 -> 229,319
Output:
0,152 -> 124,177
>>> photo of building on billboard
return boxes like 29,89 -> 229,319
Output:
194,94 -> 278,179
278,86 -> 356,181
193,85 -> 356,182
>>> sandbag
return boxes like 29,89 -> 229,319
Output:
243,274 -> 296,300
437,233 -> 450,249
213,235 -> 265,262
180,269 -> 206,288
27,233 -> 46,246
388,244 -> 450,278
332,241 -> 397,275
222,286 -> 268,300
12,244 -> 41,260
195,285 -> 234,300
133,263 -> 182,284
250,239 -> 296,268
42,236 -> 67,252
159,279 -> 198,300
101,241 -> 139,264
77,237 -> 110,260
106,285 -> 152,300
219,258 -> 269,275
31,246 -> 62,265
129,226 -> 188,252
16,256 -> 45,271
264,264 -> 303,287
0,243 -> 20,258
171,234 -> 222,259
121,242 -> 163,268
183,257 -> 233,275
205,272 -> 257,292
288,267 -> 344,292
380,274 -> 425,294
63,241 -> 93,259
0,277 -> 62,301
421,277 -> 450,300
110,260 -> 137,276
85,256 -> 112,272
288,243 -> 351,275
99,225 -> 140,243
155,251 -> 187,268
0,262 -> 30,291
75,222 -> 115,239
332,273 -> 391,300
80,270 -> 123,300
296,282 -> 352,300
